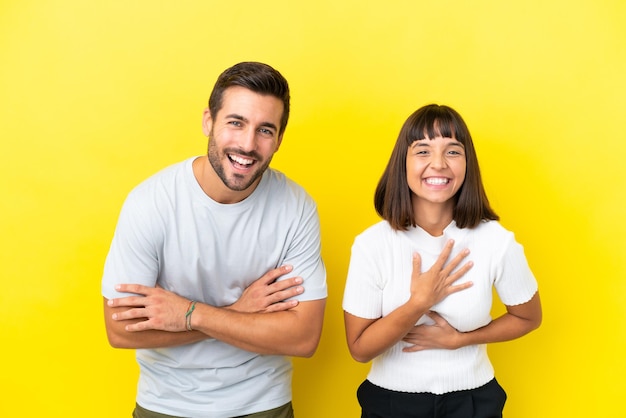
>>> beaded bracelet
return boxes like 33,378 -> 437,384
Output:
185,301 -> 197,331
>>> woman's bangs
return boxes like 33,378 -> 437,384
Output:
410,116 -> 457,142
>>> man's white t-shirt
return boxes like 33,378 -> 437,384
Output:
102,157 -> 327,417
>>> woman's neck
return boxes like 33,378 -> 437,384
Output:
413,201 -> 454,237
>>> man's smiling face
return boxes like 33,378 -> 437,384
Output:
202,86 -> 284,202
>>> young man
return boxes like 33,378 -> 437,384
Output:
102,62 -> 327,418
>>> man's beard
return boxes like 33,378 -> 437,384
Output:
207,134 -> 272,192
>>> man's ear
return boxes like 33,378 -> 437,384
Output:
201,108 -> 212,137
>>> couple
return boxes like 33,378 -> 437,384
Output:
102,61 -> 541,418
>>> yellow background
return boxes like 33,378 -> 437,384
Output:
1,1 -> 625,416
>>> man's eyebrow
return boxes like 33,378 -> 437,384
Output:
225,114 -> 277,131
225,113 -> 248,122
259,121 -> 278,131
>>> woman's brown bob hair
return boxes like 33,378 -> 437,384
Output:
374,104 -> 499,231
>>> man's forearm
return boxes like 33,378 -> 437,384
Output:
104,299 -> 208,349
190,299 -> 325,357
104,297 -> 325,355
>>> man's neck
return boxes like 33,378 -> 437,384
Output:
192,156 -> 259,204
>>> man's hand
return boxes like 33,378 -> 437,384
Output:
108,284 -> 190,332
402,311 -> 461,352
227,265 -> 304,313
107,265 -> 304,333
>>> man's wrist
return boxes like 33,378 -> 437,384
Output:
185,301 -> 197,331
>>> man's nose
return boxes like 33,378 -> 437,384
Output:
239,128 -> 257,151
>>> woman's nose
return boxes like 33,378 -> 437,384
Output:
430,153 -> 447,169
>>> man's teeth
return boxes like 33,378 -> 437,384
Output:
230,155 -> 253,165
425,178 -> 449,185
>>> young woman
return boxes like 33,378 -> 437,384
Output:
343,104 -> 542,418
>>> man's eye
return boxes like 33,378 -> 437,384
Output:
259,128 -> 273,135
228,121 -> 242,127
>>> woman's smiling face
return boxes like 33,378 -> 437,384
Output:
406,135 -> 467,210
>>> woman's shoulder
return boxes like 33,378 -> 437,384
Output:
458,220 -> 517,250
471,219 -> 513,236
356,221 -> 433,253
352,220 -> 399,246
357,220 -> 396,238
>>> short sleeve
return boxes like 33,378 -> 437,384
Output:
342,236 -> 384,319
101,188 -> 161,299
280,193 -> 327,301
494,234 -> 538,306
